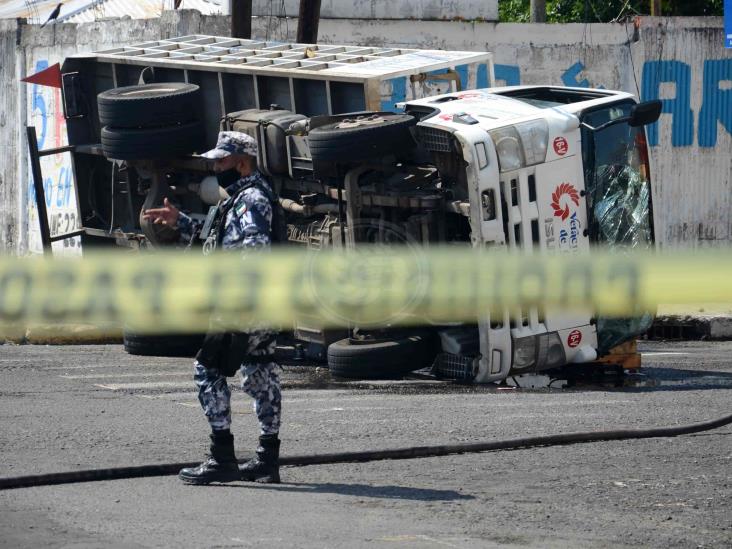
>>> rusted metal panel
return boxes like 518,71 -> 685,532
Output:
62,0 -> 226,23
0,0 -> 225,23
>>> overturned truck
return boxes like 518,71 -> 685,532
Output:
51,35 -> 660,381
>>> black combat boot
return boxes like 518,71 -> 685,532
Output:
179,431 -> 241,485
239,434 -> 280,484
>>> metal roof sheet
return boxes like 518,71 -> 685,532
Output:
0,0 -> 224,23
63,0 -> 224,23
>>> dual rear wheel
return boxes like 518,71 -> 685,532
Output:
98,83 -> 204,160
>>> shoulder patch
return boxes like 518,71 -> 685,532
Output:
235,201 -> 247,217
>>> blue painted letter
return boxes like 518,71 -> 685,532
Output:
698,59 -> 732,147
31,60 -> 49,148
494,64 -> 520,87
562,62 -> 590,88
641,60 -> 694,147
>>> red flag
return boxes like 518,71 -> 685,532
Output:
21,63 -> 62,89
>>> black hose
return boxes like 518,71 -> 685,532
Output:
2,412 -> 730,491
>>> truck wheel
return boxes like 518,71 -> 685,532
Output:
97,83 -> 200,128
327,331 -> 437,380
307,113 -> 416,162
101,121 -> 204,160
123,331 -> 205,357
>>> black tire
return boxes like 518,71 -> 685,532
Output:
327,331 -> 437,380
123,331 -> 205,357
97,83 -> 200,128
307,113 -> 416,162
101,121 -> 204,160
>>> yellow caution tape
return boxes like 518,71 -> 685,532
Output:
0,248 -> 731,334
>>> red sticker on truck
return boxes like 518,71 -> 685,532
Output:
551,183 -> 580,221
553,137 -> 568,156
567,330 -> 582,348
456,92 -> 485,100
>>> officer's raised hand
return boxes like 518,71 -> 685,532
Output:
142,198 -> 180,227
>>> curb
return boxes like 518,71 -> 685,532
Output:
649,315 -> 732,340
1,324 -> 123,345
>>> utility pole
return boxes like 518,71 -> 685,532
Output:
530,0 -> 546,23
296,0 -> 321,43
231,0 -> 252,39
650,0 -> 662,16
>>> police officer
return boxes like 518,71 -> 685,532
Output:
142,132 -> 282,484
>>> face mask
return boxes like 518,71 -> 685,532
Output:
216,169 -> 240,188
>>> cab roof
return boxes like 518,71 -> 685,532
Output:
407,86 -> 636,132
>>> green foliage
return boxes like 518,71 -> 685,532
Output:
499,0 -> 531,23
498,0 -> 723,23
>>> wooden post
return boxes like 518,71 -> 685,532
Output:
530,0 -> 546,23
296,0 -> 321,43
651,0 -> 662,16
231,0 -> 252,39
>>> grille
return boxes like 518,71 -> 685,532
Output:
417,127 -> 453,153
433,353 -> 476,381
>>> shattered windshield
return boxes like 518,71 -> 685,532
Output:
582,101 -> 654,353
582,102 -> 654,247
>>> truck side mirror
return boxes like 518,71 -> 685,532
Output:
629,100 -> 662,127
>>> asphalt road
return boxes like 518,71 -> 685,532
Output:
0,340 -> 730,548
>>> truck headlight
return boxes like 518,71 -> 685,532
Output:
512,336 -> 537,371
490,119 -> 549,172
536,332 -> 566,369
513,332 -> 567,374
490,126 -> 523,172
516,119 -> 549,166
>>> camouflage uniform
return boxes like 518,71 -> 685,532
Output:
178,169 -> 282,436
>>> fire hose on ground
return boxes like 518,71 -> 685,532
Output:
1,412 -> 730,490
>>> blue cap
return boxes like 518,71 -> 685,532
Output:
201,131 -> 258,159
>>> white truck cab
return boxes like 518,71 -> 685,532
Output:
400,86 -> 659,381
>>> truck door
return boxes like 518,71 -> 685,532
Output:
580,101 -> 656,353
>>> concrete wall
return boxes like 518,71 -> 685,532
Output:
251,1 -> 498,21
262,16 -> 732,249
0,20 -> 22,254
2,12 -> 730,253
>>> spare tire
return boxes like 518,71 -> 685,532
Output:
97,83 -> 201,128
101,121 -> 204,160
123,331 -> 205,357
307,113 -> 416,163
327,331 -> 437,380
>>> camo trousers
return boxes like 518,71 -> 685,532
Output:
194,360 -> 282,435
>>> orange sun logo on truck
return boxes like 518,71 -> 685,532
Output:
551,183 -> 580,221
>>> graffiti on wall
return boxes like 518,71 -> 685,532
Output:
27,59 -> 80,254
486,58 -> 732,148
642,59 -> 732,147
27,52 -> 731,252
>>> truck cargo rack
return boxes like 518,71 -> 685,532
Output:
67,35 -> 493,122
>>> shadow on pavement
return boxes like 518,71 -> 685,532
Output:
221,481 -> 475,501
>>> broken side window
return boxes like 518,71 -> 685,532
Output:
582,102 -> 655,353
